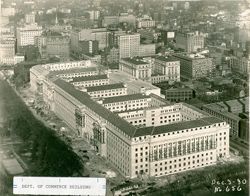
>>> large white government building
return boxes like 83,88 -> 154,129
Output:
30,60 -> 230,178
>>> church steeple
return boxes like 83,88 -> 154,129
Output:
55,12 -> 58,25
55,6 -> 58,25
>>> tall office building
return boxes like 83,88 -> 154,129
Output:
175,31 -> 205,53
0,38 -> 15,65
117,33 -> 140,59
173,53 -> 214,80
36,34 -> 70,61
79,40 -> 99,55
16,23 -> 43,49
70,28 -> 109,51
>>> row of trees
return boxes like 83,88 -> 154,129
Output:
1,80 -> 84,177
143,162 -> 248,196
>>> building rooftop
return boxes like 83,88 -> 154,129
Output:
102,93 -> 150,104
165,87 -> 193,92
121,58 -> 148,65
53,79 -> 225,138
71,74 -> 108,83
155,56 -> 179,62
173,53 -> 209,60
109,70 -> 160,94
48,66 -> 105,77
149,93 -> 172,106
54,79 -> 137,137
202,104 -> 241,120
86,83 -> 125,92
134,116 -> 224,137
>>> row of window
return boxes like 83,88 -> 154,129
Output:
90,92 -> 126,98
160,114 -> 180,119
107,104 -> 147,111
59,72 -> 97,78
74,82 -> 107,87
89,89 -> 126,94
73,79 -> 108,84
153,152 -> 214,166
121,113 -> 144,119
105,100 -> 147,106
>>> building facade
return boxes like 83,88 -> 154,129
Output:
153,56 -> 181,82
202,104 -> 241,137
70,74 -> 109,88
36,35 -> 70,61
175,31 -> 205,53
117,34 -> 140,59
79,40 -> 99,55
16,24 -> 43,48
138,44 -> 156,57
99,93 -> 151,112
119,58 -> 152,81
85,83 -> 127,98
165,87 -> 194,102
0,38 -> 15,65
173,53 -> 214,80
137,16 -> 156,29
25,13 -> 36,24
30,62 -> 230,179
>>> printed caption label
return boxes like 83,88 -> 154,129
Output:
13,177 -> 106,195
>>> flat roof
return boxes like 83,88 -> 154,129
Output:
155,56 -> 179,62
53,79 -> 225,138
149,93 -> 172,106
134,116 -> 224,137
165,87 -> 193,92
173,53 -> 209,60
181,102 -> 208,116
49,67 -> 100,76
54,79 -> 137,137
86,83 -> 125,92
109,70 -> 160,91
121,58 -> 148,65
102,93 -> 150,104
202,104 -> 241,120
71,74 -> 108,82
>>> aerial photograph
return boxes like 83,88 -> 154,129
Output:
0,0 -> 249,195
